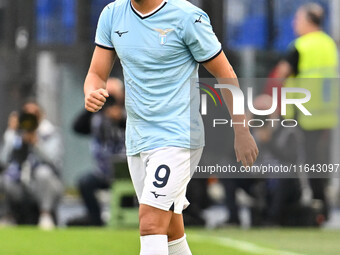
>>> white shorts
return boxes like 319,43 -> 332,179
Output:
127,147 -> 203,214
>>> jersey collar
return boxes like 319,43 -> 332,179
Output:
130,0 -> 168,20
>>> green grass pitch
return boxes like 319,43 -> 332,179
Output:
0,227 -> 339,255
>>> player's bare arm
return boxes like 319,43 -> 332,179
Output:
84,46 -> 116,112
203,51 -> 259,167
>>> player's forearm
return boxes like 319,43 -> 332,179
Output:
84,46 -> 116,97
203,52 -> 249,134
84,72 -> 107,96
220,84 -> 250,134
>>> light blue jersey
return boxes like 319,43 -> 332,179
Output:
95,0 -> 222,155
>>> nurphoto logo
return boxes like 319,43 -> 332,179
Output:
199,83 -> 312,128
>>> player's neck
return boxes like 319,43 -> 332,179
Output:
131,0 -> 165,15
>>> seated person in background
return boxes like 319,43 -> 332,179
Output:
223,94 -> 304,227
0,101 -> 63,230
67,78 -> 126,226
223,177 -> 266,226
251,95 -> 304,226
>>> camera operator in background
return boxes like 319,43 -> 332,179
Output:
0,101 -> 63,230
67,78 -> 126,226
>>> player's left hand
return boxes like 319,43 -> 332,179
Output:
234,129 -> 259,167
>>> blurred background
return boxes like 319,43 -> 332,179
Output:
0,0 -> 339,236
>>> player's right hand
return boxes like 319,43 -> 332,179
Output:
85,88 -> 109,112
234,129 -> 259,167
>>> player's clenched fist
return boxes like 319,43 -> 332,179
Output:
85,88 -> 109,112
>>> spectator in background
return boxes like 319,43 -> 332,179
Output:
67,78 -> 126,226
271,3 -> 339,221
0,101 -> 63,230
222,95 -> 311,227
251,95 -> 304,226
223,178 -> 265,226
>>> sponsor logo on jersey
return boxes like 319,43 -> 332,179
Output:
151,191 -> 166,198
115,31 -> 129,37
195,15 -> 202,24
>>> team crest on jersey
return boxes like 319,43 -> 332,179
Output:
153,28 -> 174,45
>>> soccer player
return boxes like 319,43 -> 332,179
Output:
84,0 -> 258,254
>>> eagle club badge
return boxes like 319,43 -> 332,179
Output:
153,28 -> 174,45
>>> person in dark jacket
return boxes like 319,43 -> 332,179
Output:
68,78 -> 126,226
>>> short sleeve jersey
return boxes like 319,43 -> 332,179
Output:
95,0 -> 222,155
